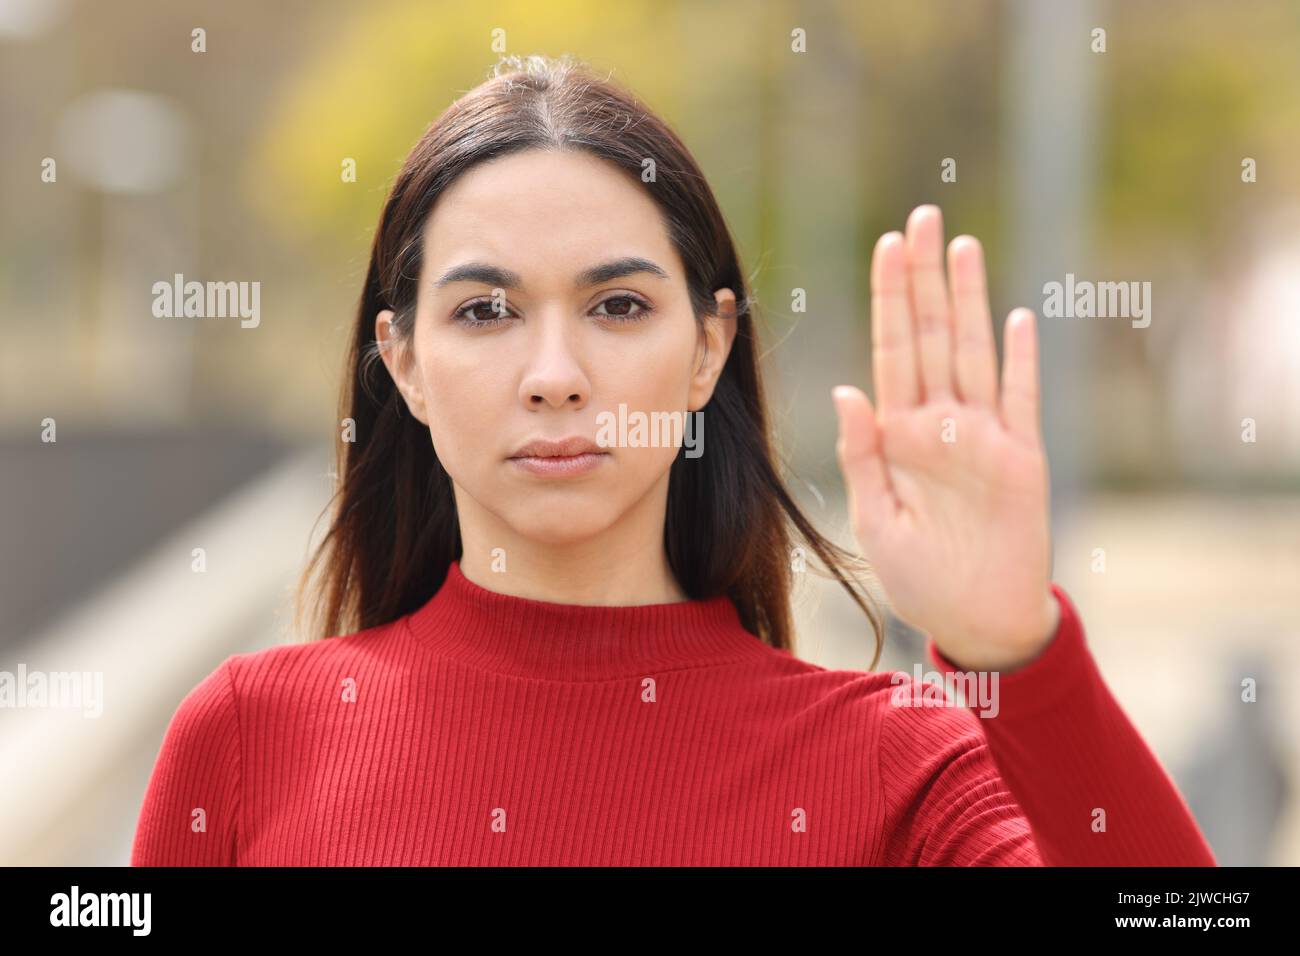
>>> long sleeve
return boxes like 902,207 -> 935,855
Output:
877,584 -> 1217,866
131,656 -> 242,866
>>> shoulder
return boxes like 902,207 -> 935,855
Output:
160,654 -> 242,753
696,634 -> 998,764
736,656 -> 998,816
167,614 -> 406,742
157,618 -> 408,759
755,656 -> 996,796
870,667 -> 1022,849
219,616 -> 409,700
743,651 -> 972,740
874,670 -> 992,771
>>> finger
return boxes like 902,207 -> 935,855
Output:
1000,308 -> 1042,445
947,235 -> 998,407
904,205 -> 955,402
833,384 -> 897,542
870,232 -> 920,415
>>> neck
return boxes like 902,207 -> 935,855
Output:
457,546 -> 687,606
403,559 -> 764,681
452,475 -> 687,606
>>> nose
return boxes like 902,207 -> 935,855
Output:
518,313 -> 590,410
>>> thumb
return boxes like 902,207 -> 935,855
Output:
832,385 -> 895,542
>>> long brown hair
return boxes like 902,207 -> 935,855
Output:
294,53 -> 884,668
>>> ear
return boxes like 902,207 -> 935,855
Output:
687,289 -> 739,412
375,308 -> 430,425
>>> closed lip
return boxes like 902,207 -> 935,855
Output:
508,436 -> 606,459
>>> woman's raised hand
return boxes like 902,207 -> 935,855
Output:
833,205 -> 1060,673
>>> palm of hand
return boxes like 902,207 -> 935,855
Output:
834,206 -> 1059,672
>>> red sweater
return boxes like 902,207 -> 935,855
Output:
131,560 -> 1216,866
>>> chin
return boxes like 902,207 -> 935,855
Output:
502,507 -> 617,546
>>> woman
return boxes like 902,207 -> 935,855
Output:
132,54 -> 1215,866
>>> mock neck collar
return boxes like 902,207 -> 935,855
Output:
403,560 -> 769,681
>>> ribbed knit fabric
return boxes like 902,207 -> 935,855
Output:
130,560 -> 1217,866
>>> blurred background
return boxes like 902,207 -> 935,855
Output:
1,0 -> 1297,866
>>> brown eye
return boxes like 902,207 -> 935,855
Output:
593,294 -> 653,322
452,298 -> 512,326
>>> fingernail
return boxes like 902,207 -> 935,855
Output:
832,386 -> 852,414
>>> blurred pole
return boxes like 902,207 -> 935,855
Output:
1004,0 -> 1098,529
769,0 -> 869,489
55,89 -> 195,423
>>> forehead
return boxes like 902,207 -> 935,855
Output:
421,149 -> 678,279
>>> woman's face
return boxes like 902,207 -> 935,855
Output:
377,148 -> 736,551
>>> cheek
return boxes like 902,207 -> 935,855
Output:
600,319 -> 699,409
593,321 -> 699,482
614,357 -> 691,409
416,343 -> 511,477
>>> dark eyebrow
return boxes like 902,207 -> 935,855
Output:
434,262 -> 524,290
574,256 -> 670,288
433,256 -> 669,292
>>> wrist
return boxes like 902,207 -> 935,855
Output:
936,589 -> 1061,674
1000,588 -> 1062,674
